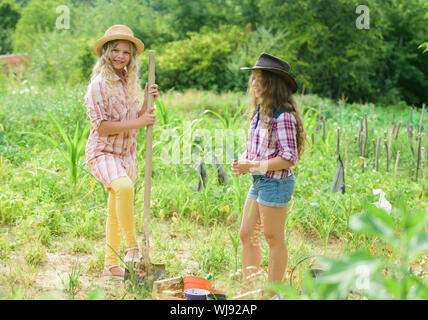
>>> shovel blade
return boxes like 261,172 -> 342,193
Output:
124,262 -> 166,286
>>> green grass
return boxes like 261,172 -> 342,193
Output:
0,83 -> 426,299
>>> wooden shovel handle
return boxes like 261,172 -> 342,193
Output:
143,50 -> 155,254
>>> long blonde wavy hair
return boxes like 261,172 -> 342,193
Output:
88,39 -> 143,110
247,69 -> 307,158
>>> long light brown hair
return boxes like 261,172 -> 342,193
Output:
247,69 -> 306,158
88,40 -> 143,110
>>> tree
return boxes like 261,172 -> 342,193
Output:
0,0 -> 21,54
12,0 -> 64,53
257,0 -> 428,106
372,0 -> 428,106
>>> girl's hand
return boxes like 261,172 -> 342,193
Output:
144,82 -> 159,102
231,159 -> 258,176
137,107 -> 156,128
139,83 -> 159,117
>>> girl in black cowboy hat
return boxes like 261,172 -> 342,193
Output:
232,53 -> 306,298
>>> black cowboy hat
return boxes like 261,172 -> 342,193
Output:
240,52 -> 298,93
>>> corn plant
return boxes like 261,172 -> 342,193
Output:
155,96 -> 194,126
202,101 -> 246,129
228,229 -> 240,273
21,111 -> 91,196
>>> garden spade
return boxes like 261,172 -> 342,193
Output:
125,50 -> 165,285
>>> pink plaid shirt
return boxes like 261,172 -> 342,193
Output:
245,107 -> 298,179
84,73 -> 142,190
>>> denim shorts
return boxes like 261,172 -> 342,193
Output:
247,175 -> 295,207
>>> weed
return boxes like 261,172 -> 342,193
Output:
61,261 -> 82,300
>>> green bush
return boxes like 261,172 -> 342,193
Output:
150,25 -> 245,92
12,0 -> 64,53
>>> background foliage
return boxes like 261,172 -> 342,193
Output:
0,0 -> 427,106
0,0 -> 427,300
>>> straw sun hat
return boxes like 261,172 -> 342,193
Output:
94,25 -> 144,57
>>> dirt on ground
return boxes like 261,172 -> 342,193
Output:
2,225 -> 425,300
0,225 -> 346,300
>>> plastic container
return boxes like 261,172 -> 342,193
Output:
183,276 -> 212,291
207,293 -> 227,300
184,288 -> 210,300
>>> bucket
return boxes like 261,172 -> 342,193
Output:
183,276 -> 212,291
207,293 -> 227,300
184,288 -> 210,300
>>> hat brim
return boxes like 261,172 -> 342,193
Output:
94,34 -> 144,57
240,66 -> 298,93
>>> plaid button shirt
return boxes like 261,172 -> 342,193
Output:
245,107 -> 298,179
84,73 -> 142,190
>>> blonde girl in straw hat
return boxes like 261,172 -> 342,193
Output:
85,25 -> 159,279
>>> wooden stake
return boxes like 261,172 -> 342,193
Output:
345,138 -> 349,169
358,118 -> 363,156
375,137 -> 380,172
407,120 -> 415,160
394,150 -> 400,180
388,121 -> 395,156
362,114 -> 368,172
416,134 -> 422,182
336,128 -> 340,156
418,103 -> 425,137
421,147 -> 426,181
415,104 -> 425,181
384,138 -> 389,172
394,120 -> 402,140
363,113 -> 368,157
142,50 -> 156,267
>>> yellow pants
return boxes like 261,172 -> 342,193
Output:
105,176 -> 138,266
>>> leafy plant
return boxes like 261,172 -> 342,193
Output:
20,112 -> 91,196
24,242 -> 46,267
61,261 -> 82,300
202,101 -> 246,129
288,201 -> 428,300
154,95 -> 195,126
228,229 -> 240,273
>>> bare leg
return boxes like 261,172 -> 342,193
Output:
258,203 -> 288,284
239,198 -> 263,281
